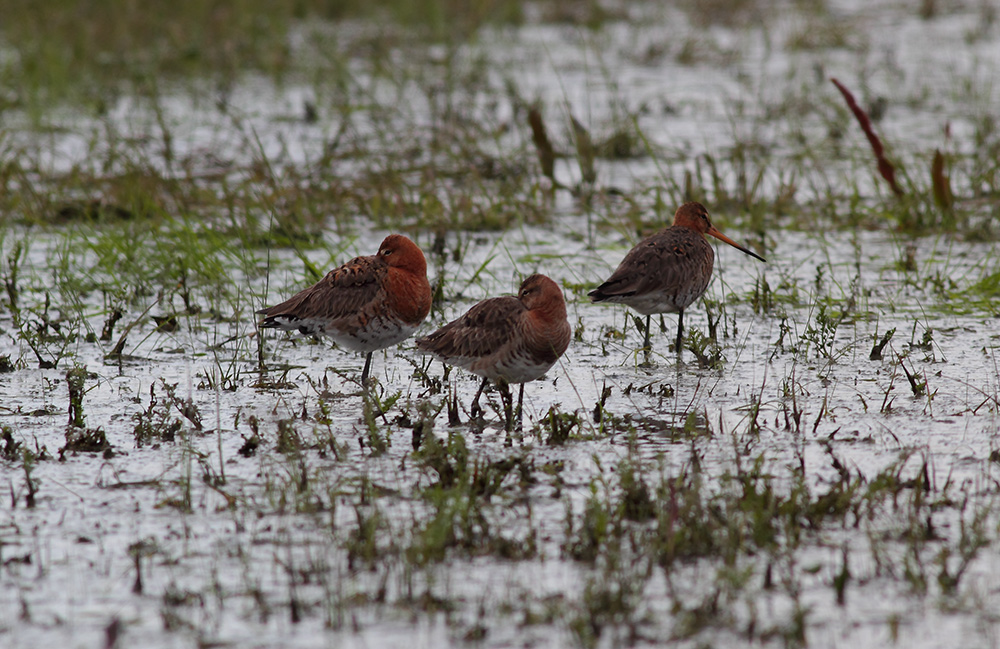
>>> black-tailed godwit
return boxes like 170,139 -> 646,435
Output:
416,273 -> 571,428
258,234 -> 432,386
589,202 -> 765,354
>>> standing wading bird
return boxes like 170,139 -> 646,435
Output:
589,202 -> 766,355
257,234 -> 432,387
416,274 -> 571,430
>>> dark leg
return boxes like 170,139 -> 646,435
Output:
675,308 -> 684,354
516,383 -> 525,430
361,352 -> 373,387
642,314 -> 652,354
499,381 -> 513,432
471,377 -> 489,417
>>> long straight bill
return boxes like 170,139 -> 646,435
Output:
706,226 -> 766,263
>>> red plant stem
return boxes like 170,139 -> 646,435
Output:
831,78 -> 903,196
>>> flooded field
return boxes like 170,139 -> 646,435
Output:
2,1 -> 1000,647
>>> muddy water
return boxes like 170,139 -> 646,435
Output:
4,1 -> 1000,648
3,222 -> 998,648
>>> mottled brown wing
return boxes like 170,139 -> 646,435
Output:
416,295 -> 524,361
258,255 -> 387,329
589,228 -> 711,301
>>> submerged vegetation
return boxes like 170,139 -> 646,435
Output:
2,0 -> 1000,648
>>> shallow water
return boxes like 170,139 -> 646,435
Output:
3,1 -> 1000,648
